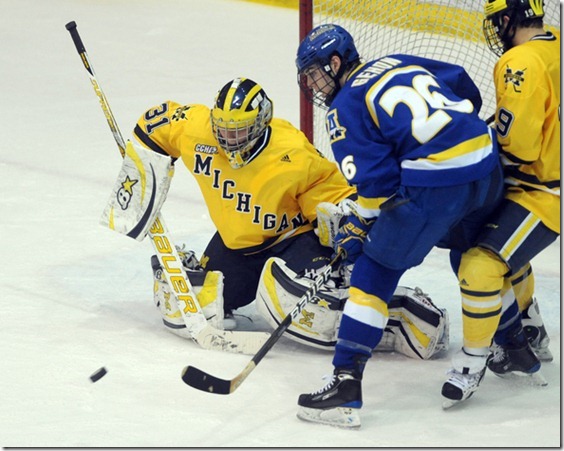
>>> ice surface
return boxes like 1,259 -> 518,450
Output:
0,0 -> 560,447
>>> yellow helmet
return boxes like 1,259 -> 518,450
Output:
483,0 -> 545,56
211,78 -> 273,169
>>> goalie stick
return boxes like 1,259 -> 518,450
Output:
181,252 -> 343,394
65,21 -> 269,355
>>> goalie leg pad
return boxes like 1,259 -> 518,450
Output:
256,257 -> 346,350
377,286 -> 449,359
151,255 -> 225,333
256,257 -> 448,359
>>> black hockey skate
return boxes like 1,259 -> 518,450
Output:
524,324 -> 553,362
487,325 -> 547,386
297,368 -> 362,428
487,343 -> 547,385
522,298 -> 553,362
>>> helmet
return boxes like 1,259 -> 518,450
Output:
483,0 -> 545,56
296,24 -> 360,108
211,78 -> 273,169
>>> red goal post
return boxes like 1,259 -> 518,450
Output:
299,0 -> 560,159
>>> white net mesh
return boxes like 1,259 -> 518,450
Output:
309,0 -> 561,159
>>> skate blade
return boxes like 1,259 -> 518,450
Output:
492,370 -> 548,386
442,399 -> 460,410
534,348 -> 554,363
297,406 -> 361,429
442,396 -> 473,410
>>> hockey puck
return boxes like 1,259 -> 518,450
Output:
90,367 -> 107,383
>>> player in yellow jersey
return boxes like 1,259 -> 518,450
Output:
133,77 -> 355,330
443,0 -> 560,401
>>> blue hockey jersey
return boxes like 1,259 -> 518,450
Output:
327,54 -> 498,212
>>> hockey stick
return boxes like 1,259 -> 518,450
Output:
181,251 -> 343,394
65,21 -> 269,355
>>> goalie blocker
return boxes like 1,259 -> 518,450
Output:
256,257 -> 449,359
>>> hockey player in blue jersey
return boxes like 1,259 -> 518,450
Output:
294,24 -> 507,426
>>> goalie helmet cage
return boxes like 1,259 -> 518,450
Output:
298,0 -> 561,160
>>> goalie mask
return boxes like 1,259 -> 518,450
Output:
296,24 -> 360,109
483,0 -> 545,57
211,78 -> 273,169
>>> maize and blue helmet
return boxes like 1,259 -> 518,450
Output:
211,78 -> 273,169
483,0 -> 545,56
296,24 -> 360,108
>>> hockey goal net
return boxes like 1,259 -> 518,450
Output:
299,0 -> 561,159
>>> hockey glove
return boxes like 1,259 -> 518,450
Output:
316,198 -> 357,248
334,208 -> 375,264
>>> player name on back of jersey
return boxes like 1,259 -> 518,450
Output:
351,56 -> 403,87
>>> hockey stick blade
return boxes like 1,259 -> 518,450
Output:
182,252 -> 343,394
182,328 -> 280,394
181,365 -> 235,394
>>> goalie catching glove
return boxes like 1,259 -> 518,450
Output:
256,257 -> 449,359
100,140 -> 174,241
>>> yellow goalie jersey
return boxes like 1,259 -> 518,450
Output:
493,31 -> 560,234
133,101 -> 356,252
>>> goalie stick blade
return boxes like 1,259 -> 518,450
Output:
193,324 -> 270,355
182,366 -> 232,395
